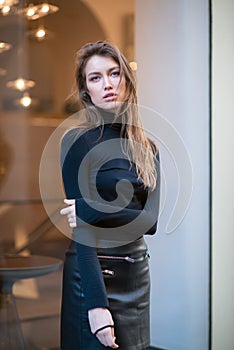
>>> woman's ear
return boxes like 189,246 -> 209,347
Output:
82,91 -> 90,99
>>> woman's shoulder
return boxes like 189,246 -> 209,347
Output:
61,125 -> 101,151
62,127 -> 85,141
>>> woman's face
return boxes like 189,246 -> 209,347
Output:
85,55 -> 126,110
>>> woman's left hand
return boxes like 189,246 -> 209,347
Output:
88,307 -> 119,348
60,199 -> 77,228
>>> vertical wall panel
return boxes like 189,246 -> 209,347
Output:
212,0 -> 234,349
135,1 -> 210,349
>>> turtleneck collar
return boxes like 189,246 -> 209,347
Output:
96,106 -> 126,131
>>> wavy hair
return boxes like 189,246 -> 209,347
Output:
74,41 -> 158,190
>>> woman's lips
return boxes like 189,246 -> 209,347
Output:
103,93 -> 117,101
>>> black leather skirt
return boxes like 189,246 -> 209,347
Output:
61,236 -> 150,350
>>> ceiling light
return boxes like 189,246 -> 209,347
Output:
0,41 -> 12,53
27,26 -> 53,41
7,77 -> 35,91
0,0 -> 18,8
41,3 -> 50,13
1,5 -> 10,14
0,0 -> 18,15
19,92 -> 32,107
36,27 -> 46,39
15,92 -> 39,108
26,4 -> 36,18
24,2 -> 59,20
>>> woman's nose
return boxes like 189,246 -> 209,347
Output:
103,75 -> 112,90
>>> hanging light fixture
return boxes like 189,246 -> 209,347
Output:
0,0 -> 18,15
27,25 -> 53,41
6,2 -> 36,93
0,0 -> 18,7
15,92 -> 39,108
0,41 -> 12,53
0,1 -> 59,18
1,5 -> 10,14
34,26 -> 46,40
19,92 -> 32,107
3,1 -> 59,105
6,77 -> 35,91
24,2 -> 59,20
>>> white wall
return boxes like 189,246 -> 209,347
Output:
136,1 -> 210,349
212,1 -> 234,349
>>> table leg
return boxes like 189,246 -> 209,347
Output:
0,280 -> 26,350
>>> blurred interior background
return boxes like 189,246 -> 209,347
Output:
0,1 -> 135,349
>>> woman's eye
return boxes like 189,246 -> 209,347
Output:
111,71 -> 120,77
90,76 -> 100,82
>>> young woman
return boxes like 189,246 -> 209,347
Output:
60,41 -> 160,350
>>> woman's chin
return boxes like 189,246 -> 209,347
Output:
96,101 -> 123,112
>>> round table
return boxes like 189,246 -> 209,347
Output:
0,255 -> 62,350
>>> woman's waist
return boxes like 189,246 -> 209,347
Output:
67,236 -> 148,261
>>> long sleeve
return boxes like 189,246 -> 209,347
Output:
60,128 -> 109,309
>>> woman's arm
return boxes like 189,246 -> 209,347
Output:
60,129 -> 108,309
61,129 -> 119,348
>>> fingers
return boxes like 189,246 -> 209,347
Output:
60,206 -> 73,215
95,327 -> 119,348
60,199 -> 75,214
64,199 -> 75,205
60,199 -> 77,228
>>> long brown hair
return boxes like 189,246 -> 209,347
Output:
75,41 -> 158,190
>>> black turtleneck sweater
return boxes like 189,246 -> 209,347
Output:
60,109 -> 160,309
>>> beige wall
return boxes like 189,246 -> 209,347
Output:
82,0 -> 135,57
212,0 -> 234,349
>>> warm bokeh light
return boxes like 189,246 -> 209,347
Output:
25,2 -> 59,20
16,78 -> 25,90
26,6 -> 36,18
0,0 -> 18,8
0,41 -> 12,53
36,28 -> 46,39
129,61 -> 137,71
19,93 -> 32,107
1,5 -> 10,15
7,78 -> 36,91
41,3 -> 50,13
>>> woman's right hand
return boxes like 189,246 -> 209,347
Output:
60,199 -> 77,228
88,307 -> 119,348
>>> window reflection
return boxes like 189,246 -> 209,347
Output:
0,1 -> 134,347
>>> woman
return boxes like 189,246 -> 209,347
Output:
60,41 -> 160,350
